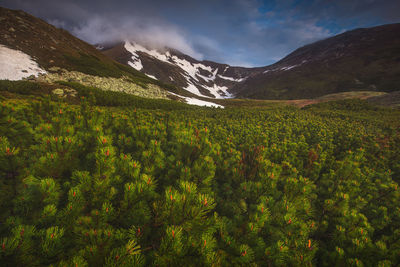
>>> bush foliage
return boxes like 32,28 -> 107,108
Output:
0,80 -> 42,95
0,93 -> 399,266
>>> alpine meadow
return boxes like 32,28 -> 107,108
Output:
1,2 -> 400,267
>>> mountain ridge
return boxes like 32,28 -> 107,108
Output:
232,23 -> 400,99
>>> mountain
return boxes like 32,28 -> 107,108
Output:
2,6 -> 400,102
232,23 -> 400,99
103,41 -> 263,99
0,7 -> 190,99
0,7 -> 230,107
105,24 -> 400,100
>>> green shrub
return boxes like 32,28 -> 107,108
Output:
0,96 -> 399,266
0,80 -> 42,95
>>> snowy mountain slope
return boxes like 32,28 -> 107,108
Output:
103,41 -> 261,98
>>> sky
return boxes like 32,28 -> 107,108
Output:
2,0 -> 400,67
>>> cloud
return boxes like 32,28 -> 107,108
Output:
2,0 -> 267,65
71,15 -> 203,59
235,17 -> 332,64
3,0 -> 204,59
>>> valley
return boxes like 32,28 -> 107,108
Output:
0,4 -> 400,267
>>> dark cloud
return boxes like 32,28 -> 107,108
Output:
2,0 -> 400,66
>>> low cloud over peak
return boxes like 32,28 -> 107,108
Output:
71,15 -> 204,60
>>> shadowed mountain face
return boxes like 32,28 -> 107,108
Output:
104,24 -> 400,100
232,23 -> 400,99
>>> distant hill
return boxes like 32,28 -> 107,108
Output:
232,23 -> 400,99
367,91 -> 400,108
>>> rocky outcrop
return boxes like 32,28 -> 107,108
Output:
38,68 -> 169,99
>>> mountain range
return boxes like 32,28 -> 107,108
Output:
1,6 -> 400,103
103,24 -> 400,100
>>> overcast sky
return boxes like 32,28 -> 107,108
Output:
2,0 -> 400,66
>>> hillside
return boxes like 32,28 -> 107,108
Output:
0,7 -> 152,80
232,23 -> 400,99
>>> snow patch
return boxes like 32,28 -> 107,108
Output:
183,80 -> 202,95
280,65 -> 298,71
201,83 -> 233,99
218,74 -> 246,82
197,68 -> 218,83
0,45 -> 46,80
145,73 -> 157,80
168,92 -> 223,108
128,60 -> 143,71
263,61 -> 309,74
125,41 -> 172,64
124,42 -> 143,71
185,97 -> 224,108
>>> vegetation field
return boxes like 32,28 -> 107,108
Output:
0,87 -> 399,266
